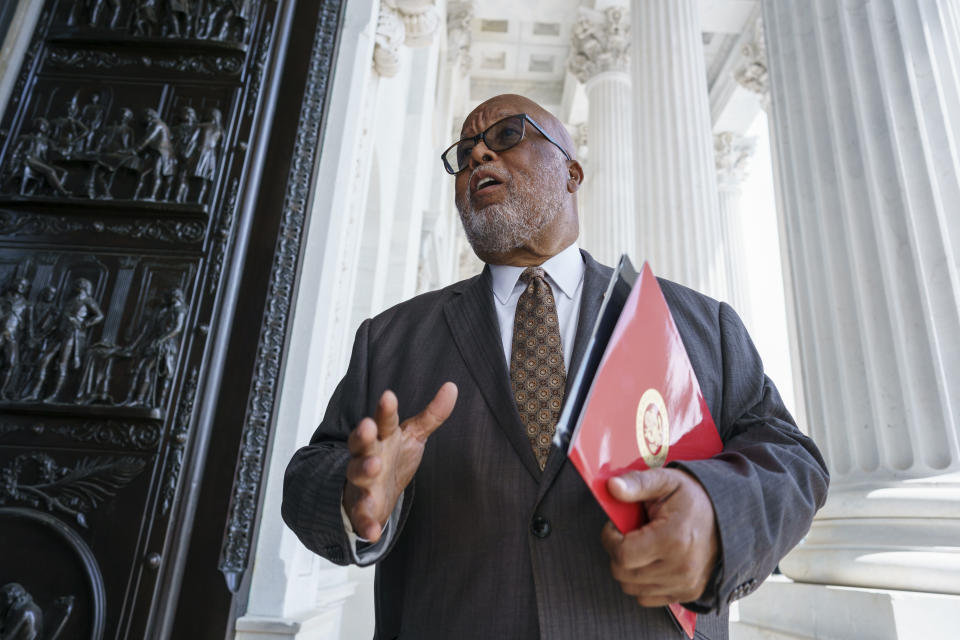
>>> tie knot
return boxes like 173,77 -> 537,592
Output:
520,266 -> 546,284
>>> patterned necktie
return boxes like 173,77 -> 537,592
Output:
510,267 -> 567,470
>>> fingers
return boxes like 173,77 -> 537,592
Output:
407,382 -> 458,439
607,468 -> 678,504
601,520 -> 662,570
374,389 -> 400,439
602,470 -> 720,608
345,449 -> 381,489
346,417 -> 382,490
342,484 -> 384,542
347,417 -> 378,457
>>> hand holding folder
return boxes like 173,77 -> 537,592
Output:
553,257 -> 723,639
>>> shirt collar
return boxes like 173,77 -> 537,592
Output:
489,242 -> 584,305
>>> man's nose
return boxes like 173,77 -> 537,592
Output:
467,139 -> 497,169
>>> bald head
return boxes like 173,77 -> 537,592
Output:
461,94 -> 576,161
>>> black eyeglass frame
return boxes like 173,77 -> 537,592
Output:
441,113 -> 572,175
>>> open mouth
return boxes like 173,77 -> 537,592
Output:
475,176 -> 503,193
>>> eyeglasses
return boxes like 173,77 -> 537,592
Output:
441,113 -> 571,175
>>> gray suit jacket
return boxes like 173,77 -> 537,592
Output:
282,251 -> 829,639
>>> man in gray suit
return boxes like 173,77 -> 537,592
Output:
282,94 -> 829,639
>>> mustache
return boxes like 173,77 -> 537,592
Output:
466,166 -> 510,188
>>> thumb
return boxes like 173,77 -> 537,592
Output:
607,469 -> 677,503
407,381 -> 458,439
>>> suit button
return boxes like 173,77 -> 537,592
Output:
531,515 -> 551,538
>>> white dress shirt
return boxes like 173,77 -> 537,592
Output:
488,242 -> 585,372
343,243 -> 586,560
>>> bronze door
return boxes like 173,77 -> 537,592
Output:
0,1 -> 344,638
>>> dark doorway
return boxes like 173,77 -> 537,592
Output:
0,1 -> 344,638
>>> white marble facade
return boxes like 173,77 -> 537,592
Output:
237,1 -> 960,638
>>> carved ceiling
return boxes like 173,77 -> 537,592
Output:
461,0 -> 759,127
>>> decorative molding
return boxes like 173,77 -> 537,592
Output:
446,1 -> 473,72
733,18 -> 769,108
0,212 -> 205,243
159,367 -> 198,516
373,4 -> 405,77
569,6 -> 631,84
246,20 -> 274,117
208,178 -> 240,295
0,508 -> 106,640
218,0 -> 342,593
714,131 -> 756,190
0,420 -> 162,450
60,0 -> 260,42
395,0 -> 440,48
46,47 -> 244,75
0,453 -> 146,528
574,122 -> 588,162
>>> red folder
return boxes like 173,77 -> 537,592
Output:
555,257 -> 722,639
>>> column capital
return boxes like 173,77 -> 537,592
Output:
573,122 -> 589,163
394,0 -> 441,48
373,1 -> 441,77
714,131 -> 757,190
733,18 -> 770,109
373,4 -> 405,77
568,6 -> 631,84
446,1 -> 473,74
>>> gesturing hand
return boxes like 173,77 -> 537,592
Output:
601,468 -> 719,607
342,382 -> 458,542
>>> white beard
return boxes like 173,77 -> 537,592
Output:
456,153 -> 567,255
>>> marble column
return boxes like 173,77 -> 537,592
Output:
630,0 -> 726,300
713,131 -> 755,322
732,16 -> 811,435
568,6 -> 635,266
762,0 -> 960,595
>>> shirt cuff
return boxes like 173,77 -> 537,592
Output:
340,493 -> 403,564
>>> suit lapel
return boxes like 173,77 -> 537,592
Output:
540,251 -> 613,492
444,267 -> 543,481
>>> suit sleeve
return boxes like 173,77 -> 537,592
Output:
670,302 -> 829,614
281,319 -> 414,566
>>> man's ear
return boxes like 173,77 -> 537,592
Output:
566,160 -> 584,193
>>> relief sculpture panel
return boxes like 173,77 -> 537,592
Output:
0,0 -> 286,636
0,254 -> 193,415
2,86 -> 230,210
0,0 -> 345,633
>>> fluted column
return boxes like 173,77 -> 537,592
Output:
764,0 -> 960,594
713,132 -> 755,321
569,6 -> 635,265
631,0 -> 726,300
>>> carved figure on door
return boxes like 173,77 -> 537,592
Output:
124,287 -> 186,407
171,106 -> 199,203
132,0 -> 161,36
0,278 -> 31,399
193,107 -> 222,202
133,109 -> 177,201
51,96 -> 88,158
79,93 -> 106,152
26,278 -> 104,402
87,108 -> 140,199
0,582 -> 74,640
7,119 -> 71,196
